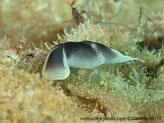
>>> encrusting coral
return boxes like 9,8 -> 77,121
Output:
0,0 -> 164,122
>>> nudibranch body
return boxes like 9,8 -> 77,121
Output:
42,40 -> 139,80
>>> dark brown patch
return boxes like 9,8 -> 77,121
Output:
157,36 -> 164,42
137,36 -> 164,50
71,0 -> 77,6
159,59 -> 164,67
26,53 -> 34,58
77,96 -> 107,117
145,66 -> 158,79
137,39 -> 162,50
60,84 -> 72,96
72,7 -> 85,25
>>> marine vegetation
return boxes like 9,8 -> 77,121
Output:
0,0 -> 164,122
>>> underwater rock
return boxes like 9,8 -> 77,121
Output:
42,41 -> 140,80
